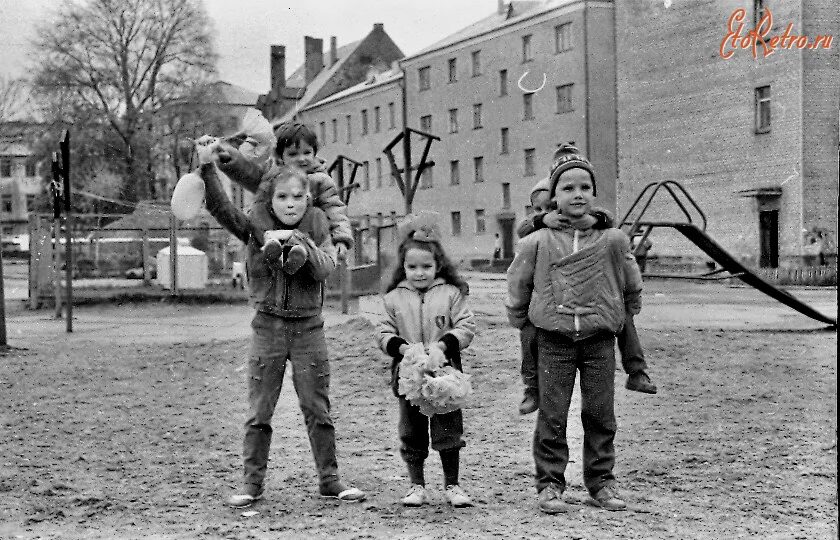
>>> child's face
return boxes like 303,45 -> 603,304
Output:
281,141 -> 316,172
271,176 -> 309,226
531,190 -> 551,214
403,247 -> 437,291
553,168 -> 594,218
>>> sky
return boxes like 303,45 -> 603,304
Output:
0,0 -> 496,94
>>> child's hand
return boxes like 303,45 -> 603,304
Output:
195,135 -> 221,165
542,210 -> 562,229
264,229 -> 294,244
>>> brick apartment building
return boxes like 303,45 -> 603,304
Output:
262,0 -> 836,268
0,120 -> 43,250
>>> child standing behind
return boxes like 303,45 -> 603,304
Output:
506,144 -> 643,514
196,158 -> 365,508
378,215 -> 476,508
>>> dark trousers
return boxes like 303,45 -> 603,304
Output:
533,329 -> 617,495
243,312 -> 339,489
398,396 -> 465,465
521,313 -> 648,393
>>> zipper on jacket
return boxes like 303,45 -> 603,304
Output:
573,230 -> 580,334
419,291 -> 426,344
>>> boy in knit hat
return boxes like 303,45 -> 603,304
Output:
506,143 -> 642,513
513,146 -> 656,415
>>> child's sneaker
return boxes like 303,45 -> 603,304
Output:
537,483 -> 570,514
227,483 -> 263,508
401,484 -> 428,507
444,484 -> 473,507
588,484 -> 626,511
518,391 -> 539,415
319,479 -> 366,502
282,243 -> 308,275
625,371 -> 657,394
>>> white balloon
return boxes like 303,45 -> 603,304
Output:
171,171 -> 206,220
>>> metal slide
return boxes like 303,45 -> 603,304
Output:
620,180 -> 837,327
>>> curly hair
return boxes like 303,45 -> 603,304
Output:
274,122 -> 319,156
384,237 -> 469,295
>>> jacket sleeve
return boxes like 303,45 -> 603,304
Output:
309,172 -> 354,249
293,212 -> 337,282
505,234 -> 539,328
517,214 -> 544,239
217,146 -> 267,193
378,295 -> 406,356
442,290 -> 476,351
200,163 -> 259,245
615,231 -> 643,314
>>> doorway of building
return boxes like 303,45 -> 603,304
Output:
759,209 -> 779,268
498,217 -> 515,258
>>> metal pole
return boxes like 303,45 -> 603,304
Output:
169,213 -> 178,295
0,229 -> 6,346
60,131 -> 73,333
53,218 -> 62,318
400,74 -> 412,214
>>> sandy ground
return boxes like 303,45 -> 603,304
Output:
0,278 -> 837,539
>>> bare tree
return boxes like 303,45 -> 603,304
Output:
31,0 -> 217,202
0,76 -> 31,122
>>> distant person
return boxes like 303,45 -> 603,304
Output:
803,235 -> 824,267
507,144 -> 643,514
493,233 -> 503,260
194,144 -> 365,508
378,213 -> 476,508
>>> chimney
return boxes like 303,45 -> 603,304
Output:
373,23 -> 384,32
498,0 -> 505,15
270,45 -> 286,92
330,36 -> 338,67
304,36 -> 324,85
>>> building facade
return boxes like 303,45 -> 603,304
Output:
616,0 -> 838,268
0,121 -> 43,249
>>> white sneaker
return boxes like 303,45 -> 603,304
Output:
401,484 -> 428,507
445,484 -> 473,507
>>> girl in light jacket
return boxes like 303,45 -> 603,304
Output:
378,215 -> 476,509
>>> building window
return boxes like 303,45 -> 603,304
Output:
475,209 -> 486,235
471,50 -> 481,76
473,156 -> 484,183
556,84 -> 574,113
346,115 -> 352,143
363,161 -> 370,190
448,58 -> 457,83
524,148 -> 536,176
320,122 -> 327,145
448,108 -> 459,133
472,103 -> 482,129
499,69 -> 508,96
500,128 -> 509,154
421,166 -> 433,189
1,194 -> 12,213
420,114 -> 432,133
755,85 -> 771,133
332,119 -> 338,142
419,66 -> 431,91
0,158 -> 11,178
26,194 -> 36,211
450,160 -> 460,185
389,102 -> 396,129
376,157 -> 382,188
522,34 -> 533,62
374,106 -> 381,133
451,211 -> 462,236
753,0 -> 767,26
523,93 -> 534,120
25,160 -> 37,177
555,22 -> 572,53
502,183 -> 511,208
361,109 -> 369,135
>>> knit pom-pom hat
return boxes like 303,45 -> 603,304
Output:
549,143 -> 596,198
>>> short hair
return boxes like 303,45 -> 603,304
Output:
274,122 -> 319,155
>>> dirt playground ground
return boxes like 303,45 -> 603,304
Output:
0,278 -> 837,539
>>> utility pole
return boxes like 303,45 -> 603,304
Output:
51,131 -> 73,332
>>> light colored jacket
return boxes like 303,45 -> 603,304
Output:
506,220 -> 642,340
378,279 -> 476,352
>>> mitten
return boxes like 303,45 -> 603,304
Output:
542,210 -> 562,229
282,236 -> 308,275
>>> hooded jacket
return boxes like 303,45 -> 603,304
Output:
200,163 -> 336,318
506,215 -> 642,341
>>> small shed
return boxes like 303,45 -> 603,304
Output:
156,245 -> 208,289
